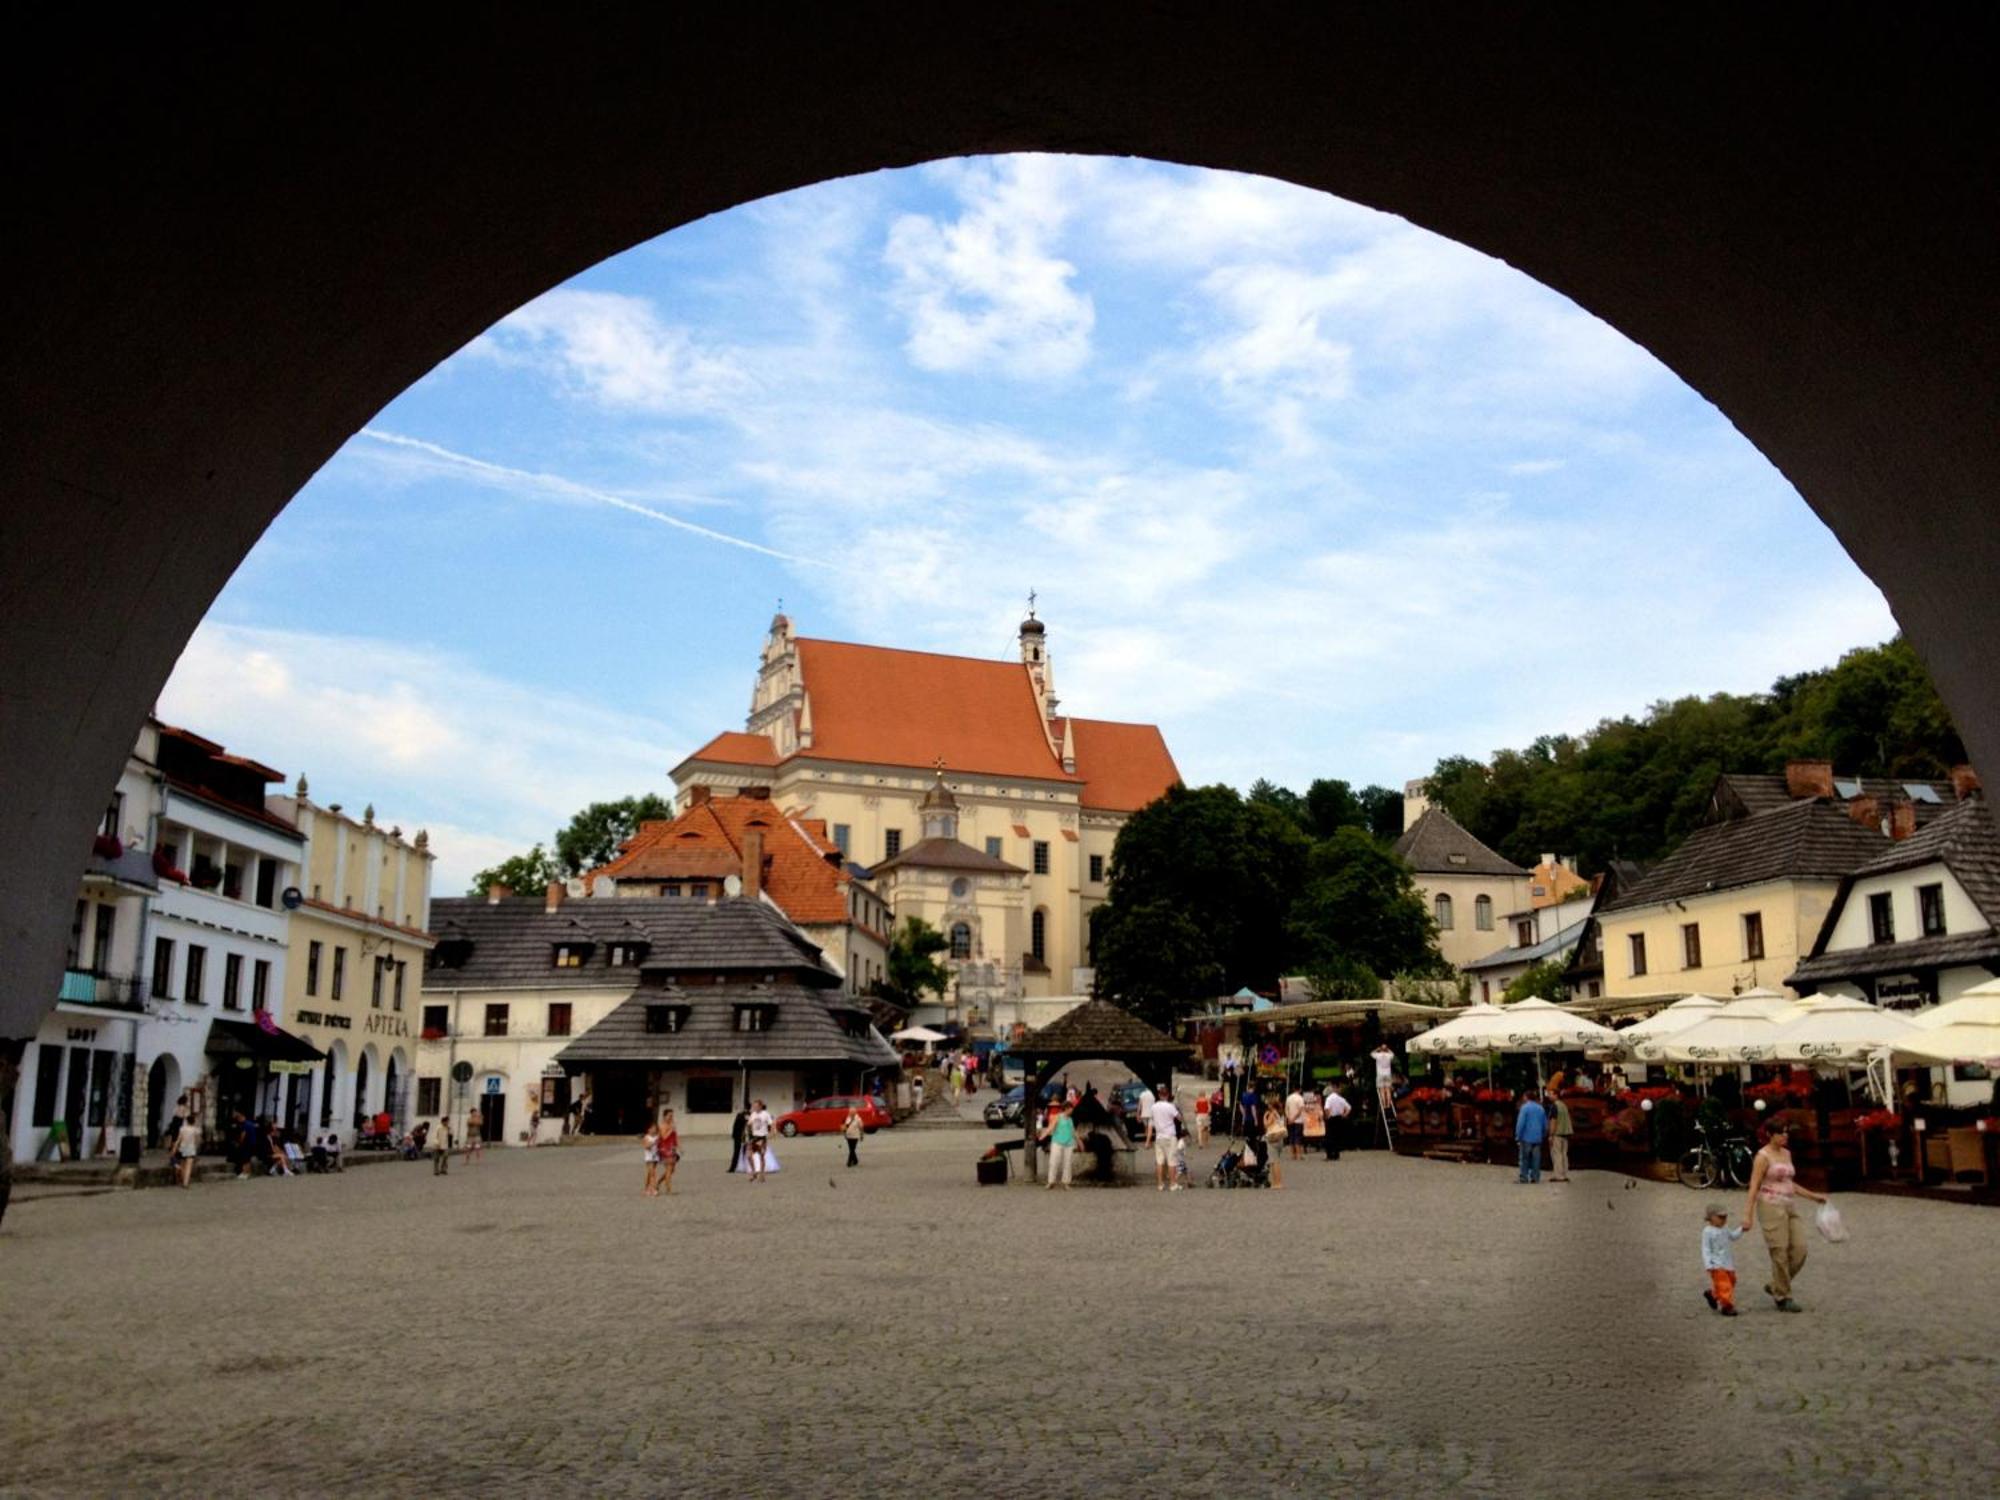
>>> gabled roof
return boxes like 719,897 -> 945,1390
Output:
1064,717 -> 1181,812
1015,999 -> 1191,1059
1392,808 -> 1527,878
421,895 -> 836,990
589,795 -> 859,925
1712,772 -> 1956,825
869,836 -> 1025,878
1600,797 -> 1889,913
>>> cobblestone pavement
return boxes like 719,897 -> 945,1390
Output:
2,1131 -> 1996,1498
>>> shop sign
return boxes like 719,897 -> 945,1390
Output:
1876,973 -> 1933,1010
322,1013 -> 351,1029
65,1025 -> 98,1042
295,1009 -> 322,1025
362,1014 -> 410,1037
269,1060 -> 315,1075
541,1062 -> 566,1079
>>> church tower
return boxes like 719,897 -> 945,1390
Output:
1018,597 -> 1058,721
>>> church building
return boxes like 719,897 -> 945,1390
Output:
670,608 -> 1180,1008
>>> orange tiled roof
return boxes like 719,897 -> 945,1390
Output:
589,796 -> 853,924
683,730 -> 781,767
794,638 -> 1072,781
1066,718 -> 1181,812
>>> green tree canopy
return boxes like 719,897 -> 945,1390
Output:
873,917 -> 951,1014
467,843 -> 562,898
552,793 -> 675,876
1502,958 -> 1570,1004
1286,826 -> 1443,981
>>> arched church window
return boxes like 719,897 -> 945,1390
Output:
1475,895 -> 1493,931
950,922 -> 972,960
1031,908 -> 1047,961
1435,893 -> 1454,931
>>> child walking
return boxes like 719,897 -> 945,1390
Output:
1702,1203 -> 1745,1316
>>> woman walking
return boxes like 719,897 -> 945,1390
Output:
842,1103 -> 865,1169
1740,1120 -> 1830,1312
1261,1101 -> 1288,1189
657,1110 -> 680,1195
642,1120 -> 662,1196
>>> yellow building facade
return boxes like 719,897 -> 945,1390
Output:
1595,878 -> 1839,1002
270,784 -> 436,1139
670,612 -> 1179,1000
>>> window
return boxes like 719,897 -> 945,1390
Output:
552,944 -> 586,968
734,1005 -> 770,1033
222,953 -> 243,1010
1475,895 -> 1494,931
950,922 -> 972,959
421,1003 -> 449,1037
1919,883 -> 1946,937
184,944 -> 207,1004
1516,919 -> 1534,947
645,1004 -> 684,1034
90,905 -> 114,975
1480,979 -> 1491,1003
306,940 -> 322,996
547,1001 -> 573,1036
884,829 -> 902,859
1681,922 -> 1702,969
151,937 -> 174,998
331,946 -> 346,1000
255,858 -> 278,909
1032,840 -> 1050,875
68,900 -> 86,968
1869,892 -> 1895,945
252,959 -> 270,1012
1434,894 -> 1454,931
1089,853 -> 1105,884
1031,909 -> 1047,962
371,956 -> 386,1008
484,1003 -> 509,1037
831,823 -> 850,855
1628,933 -> 1648,977
608,943 -> 644,967
101,793 -> 123,838
985,836 -> 1004,859
664,884 -> 681,898
1743,911 -> 1765,961
392,960 -> 405,1011
416,1077 -> 442,1116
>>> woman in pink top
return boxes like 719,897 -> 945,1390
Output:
1740,1120 -> 1828,1312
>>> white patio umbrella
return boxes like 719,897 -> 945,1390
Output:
1730,986 -> 1798,1016
1489,996 -> 1622,1085
1638,994 -> 1789,1064
1598,993 -> 1725,1054
1890,985 -> 2000,1067
1766,992 -> 1919,1064
889,1026 -> 948,1044
1406,1003 -> 1508,1056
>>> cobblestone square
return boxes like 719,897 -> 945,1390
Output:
2,1130 -> 1996,1498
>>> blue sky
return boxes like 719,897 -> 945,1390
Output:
161,155 -> 1898,892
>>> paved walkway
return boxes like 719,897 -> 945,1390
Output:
1,1131 -> 1995,1496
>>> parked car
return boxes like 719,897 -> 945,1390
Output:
984,1081 -> 1064,1129
1109,1080 -> 1150,1130
775,1095 -> 892,1137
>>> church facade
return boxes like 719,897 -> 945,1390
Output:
669,611 -> 1180,1008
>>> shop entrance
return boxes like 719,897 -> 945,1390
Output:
480,1089 -> 505,1143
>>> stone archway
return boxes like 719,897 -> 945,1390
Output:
5,11 -> 1996,1040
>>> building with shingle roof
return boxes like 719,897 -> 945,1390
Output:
419,891 -> 897,1139
1391,808 -> 1534,971
668,609 -> 1181,999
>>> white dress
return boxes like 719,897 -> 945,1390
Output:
733,1140 -> 782,1174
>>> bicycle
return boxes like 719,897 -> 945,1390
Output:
1677,1117 -> 1754,1190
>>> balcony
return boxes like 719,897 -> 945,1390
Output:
57,968 -> 144,1012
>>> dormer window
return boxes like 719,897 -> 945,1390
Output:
552,943 -> 589,968
733,1004 -> 776,1033
645,1004 -> 690,1034
608,942 -> 648,967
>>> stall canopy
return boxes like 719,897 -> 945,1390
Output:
1013,1001 -> 1191,1176
889,1026 -> 948,1045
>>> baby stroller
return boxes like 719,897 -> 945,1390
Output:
1208,1136 -> 1272,1189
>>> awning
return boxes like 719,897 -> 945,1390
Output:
205,1017 -> 325,1064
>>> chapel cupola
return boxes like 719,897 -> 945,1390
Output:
1018,594 -> 1059,727
919,767 -> 960,842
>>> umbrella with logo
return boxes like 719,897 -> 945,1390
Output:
1765,992 -> 1918,1065
1594,993 -> 1725,1057
1888,981 -> 2000,1068
1487,996 -> 1622,1086
1637,994 -> 1790,1064
1406,1003 -> 1508,1058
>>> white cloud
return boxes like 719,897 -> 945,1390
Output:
883,155 -> 1095,377
1505,458 -> 1565,476
158,622 -> 690,895
476,289 -> 749,412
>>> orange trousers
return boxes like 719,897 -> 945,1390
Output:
1708,1267 -> 1737,1311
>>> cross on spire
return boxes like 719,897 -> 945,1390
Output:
1026,588 -> 1037,617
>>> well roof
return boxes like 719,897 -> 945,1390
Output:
1015,999 -> 1190,1058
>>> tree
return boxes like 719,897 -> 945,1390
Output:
1303,778 -> 1365,838
553,793 -> 675,876
1286,827 -> 1444,980
1358,784 -> 1404,841
1089,901 -> 1224,1031
1502,958 -> 1570,1004
873,917 -> 951,1014
467,843 -> 562,898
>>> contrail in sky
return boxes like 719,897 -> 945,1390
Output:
356,427 -> 816,565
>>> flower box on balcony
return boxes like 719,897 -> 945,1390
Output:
420,1027 -> 447,1042
190,869 -> 221,891
91,833 -> 123,859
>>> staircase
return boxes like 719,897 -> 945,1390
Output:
900,1073 -> 991,1131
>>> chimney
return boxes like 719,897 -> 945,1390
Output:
1785,759 -> 1835,800
688,785 -> 712,805
742,827 -> 764,901
1888,798 -> 1917,841
545,881 -> 565,913
486,883 -> 510,905
1951,763 -> 1983,801
1846,793 -> 1879,829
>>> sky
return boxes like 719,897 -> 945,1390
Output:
159,154 -> 1899,894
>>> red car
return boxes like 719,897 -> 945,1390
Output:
775,1094 -> 892,1137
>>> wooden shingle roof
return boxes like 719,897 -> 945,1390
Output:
1392,808 -> 1527,878
1016,1000 -> 1190,1058
554,974 -> 898,1069
1600,798 -> 1889,913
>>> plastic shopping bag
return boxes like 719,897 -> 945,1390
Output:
1815,1201 -> 1850,1243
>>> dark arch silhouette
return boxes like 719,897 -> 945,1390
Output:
5,8 -> 1996,1039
